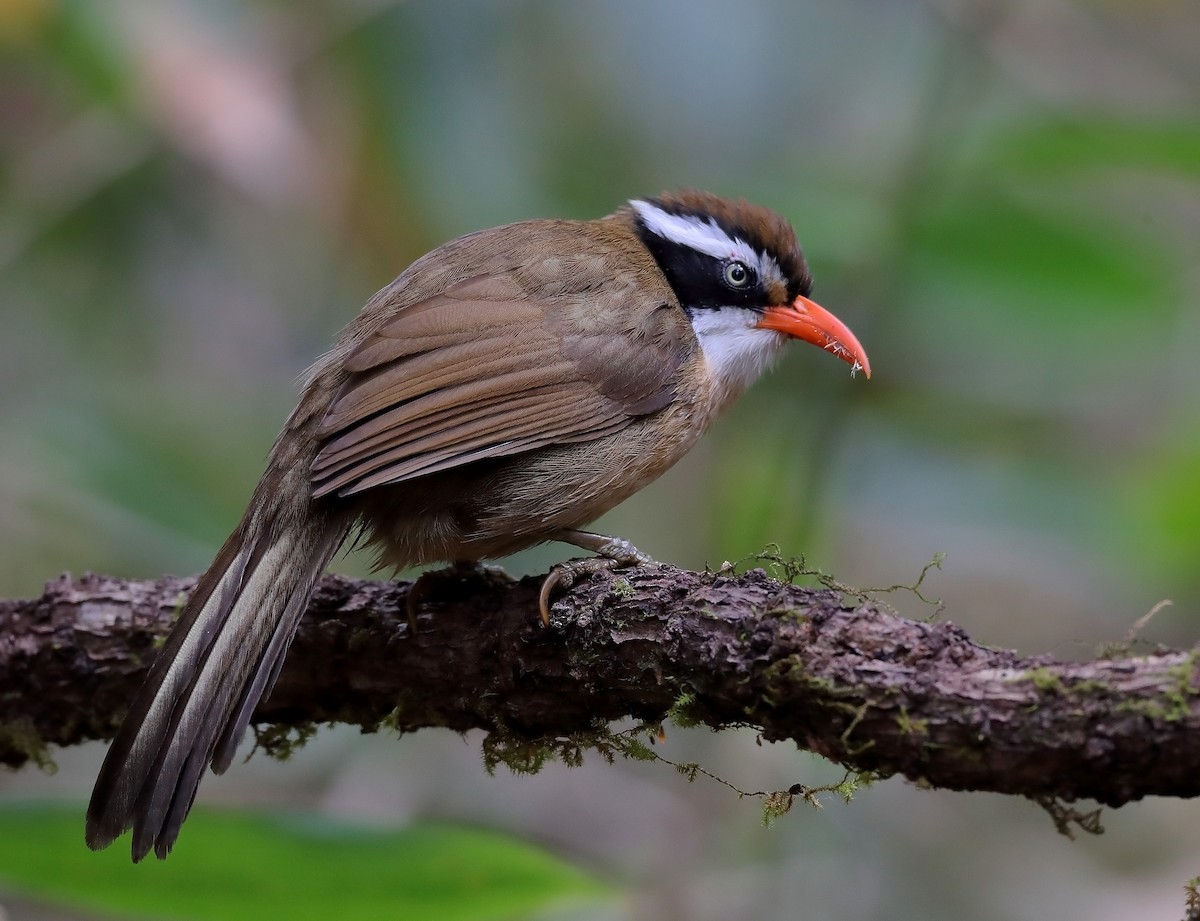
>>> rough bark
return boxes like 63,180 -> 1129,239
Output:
1,567 -> 1197,810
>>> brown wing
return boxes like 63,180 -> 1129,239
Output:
311,272 -> 692,498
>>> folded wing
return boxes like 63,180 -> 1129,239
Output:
312,273 -> 690,498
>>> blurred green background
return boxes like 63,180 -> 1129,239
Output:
2,0 -> 1199,918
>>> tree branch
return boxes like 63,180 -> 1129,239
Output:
2,567 -> 1198,809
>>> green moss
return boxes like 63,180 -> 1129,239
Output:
1027,667 -> 1065,695
378,706 -> 404,732
0,719 -> 57,773
666,691 -> 702,729
673,761 -> 701,782
620,737 -> 657,762
1032,794 -> 1105,838
1184,877 -> 1200,919
481,736 -> 562,775
761,790 -> 794,826
838,702 -> 876,757
1115,651 -> 1199,722
761,602 -> 809,624
768,768 -> 882,826
253,722 -> 318,761
895,706 -> 928,737
831,770 -> 878,803
1066,678 -> 1114,695
478,718 -> 872,833
1160,654 -> 1200,721
480,727 -> 627,776
759,657 -> 840,706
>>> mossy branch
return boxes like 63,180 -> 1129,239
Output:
2,567 -> 1199,811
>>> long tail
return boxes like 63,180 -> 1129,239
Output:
85,460 -> 352,861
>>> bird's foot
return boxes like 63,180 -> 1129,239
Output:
538,530 -> 654,626
406,561 -> 515,633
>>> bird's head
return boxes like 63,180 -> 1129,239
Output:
630,190 -> 870,400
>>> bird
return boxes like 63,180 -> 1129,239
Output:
85,189 -> 870,861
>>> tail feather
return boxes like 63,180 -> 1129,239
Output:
85,497 -> 350,860
211,568 -> 321,774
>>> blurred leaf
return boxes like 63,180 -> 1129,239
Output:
706,372 -> 858,560
42,0 -> 131,107
0,0 -> 55,45
909,189 -> 1165,322
0,804 -> 610,921
1126,441 -> 1200,591
69,392 -> 276,546
988,117 -> 1200,179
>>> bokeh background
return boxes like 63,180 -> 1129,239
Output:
2,0 -> 1200,918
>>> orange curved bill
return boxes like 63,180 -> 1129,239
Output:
756,295 -> 871,378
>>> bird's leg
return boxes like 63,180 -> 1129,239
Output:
538,529 -> 655,626
406,560 -> 515,633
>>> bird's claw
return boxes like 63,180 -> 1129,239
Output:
538,558 -> 618,626
537,541 -> 654,627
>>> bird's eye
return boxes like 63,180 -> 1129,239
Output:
723,260 -> 753,289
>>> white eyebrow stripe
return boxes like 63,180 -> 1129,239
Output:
631,199 -> 765,274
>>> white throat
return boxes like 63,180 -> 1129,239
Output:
690,308 -> 787,405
